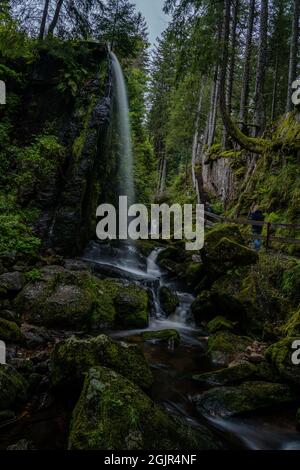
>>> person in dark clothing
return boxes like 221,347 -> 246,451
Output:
249,203 -> 265,251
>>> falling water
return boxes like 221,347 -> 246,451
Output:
110,51 -> 135,206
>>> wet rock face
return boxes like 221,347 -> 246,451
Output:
0,365 -> 28,411
50,334 -> 153,391
193,381 -> 297,419
159,286 -> 179,316
68,366 -> 222,451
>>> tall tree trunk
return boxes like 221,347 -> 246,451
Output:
192,80 -> 206,203
271,53 -> 279,121
239,0 -> 255,133
39,0 -> 50,41
253,0 -> 269,136
223,0 -> 239,148
219,0 -> 269,154
48,0 -> 64,36
286,0 -> 300,112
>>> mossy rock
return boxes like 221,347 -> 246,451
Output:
68,366 -> 222,450
207,316 -> 236,334
191,291 -> 246,325
266,338 -> 300,385
159,286 -> 179,316
141,329 -> 180,347
204,224 -> 244,254
207,332 -> 252,367
193,381 -> 297,418
157,245 -> 184,266
0,318 -> 24,343
113,287 -> 149,329
135,241 -> 164,257
193,360 -> 278,387
15,266 -> 149,330
50,334 -> 153,390
193,362 -> 257,387
206,238 -> 258,273
15,266 -> 93,329
0,365 -> 28,410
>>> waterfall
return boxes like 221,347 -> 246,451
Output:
110,51 -> 135,206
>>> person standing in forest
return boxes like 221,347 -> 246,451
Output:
249,203 -> 265,251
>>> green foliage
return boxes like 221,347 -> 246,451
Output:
0,213 -> 41,258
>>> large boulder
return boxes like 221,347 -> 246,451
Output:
0,365 -> 28,410
68,366 -> 221,450
266,337 -> 300,386
50,335 -> 153,390
206,238 -> 258,275
159,287 -> 179,316
0,318 -> 24,343
193,381 -> 297,418
15,266 -> 149,330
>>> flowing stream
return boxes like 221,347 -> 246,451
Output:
83,240 -> 300,451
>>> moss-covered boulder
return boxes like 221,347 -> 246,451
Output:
0,365 -> 28,410
207,316 -> 236,334
266,338 -> 300,385
68,367 -> 221,450
204,224 -> 244,254
141,329 -> 180,347
206,238 -> 258,274
193,381 -> 297,418
50,335 -> 153,390
0,318 -> 24,343
15,266 -> 149,330
113,287 -> 149,329
191,291 -> 246,325
207,332 -> 252,366
193,362 -> 257,387
159,287 -> 179,316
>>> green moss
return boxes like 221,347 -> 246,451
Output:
208,332 -> 251,355
282,308 -> 300,337
193,362 -> 257,387
0,318 -> 24,343
207,316 -> 236,334
0,365 -> 28,410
